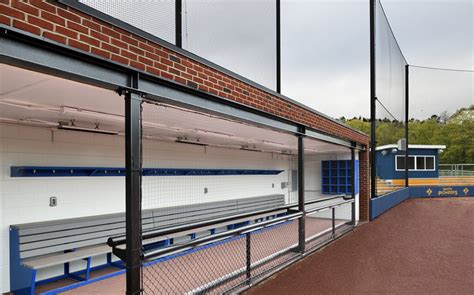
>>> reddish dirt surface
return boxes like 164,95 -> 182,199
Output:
247,198 -> 474,295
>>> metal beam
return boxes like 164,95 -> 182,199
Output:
124,82 -> 143,294
0,29 -> 128,90
139,77 -> 299,134
305,128 -> 363,150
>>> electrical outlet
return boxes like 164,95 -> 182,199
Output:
49,196 -> 57,207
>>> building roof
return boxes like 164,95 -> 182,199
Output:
376,144 -> 446,151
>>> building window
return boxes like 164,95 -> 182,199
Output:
395,155 -> 435,171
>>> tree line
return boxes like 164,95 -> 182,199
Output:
340,106 -> 474,164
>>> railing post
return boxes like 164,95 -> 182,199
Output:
331,207 -> 336,238
297,130 -> 305,253
124,73 -> 143,295
246,232 -> 251,284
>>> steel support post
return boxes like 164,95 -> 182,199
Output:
175,0 -> 183,48
297,133 -> 305,253
125,88 -> 143,295
370,0 -> 377,199
276,0 -> 281,93
405,65 -> 409,187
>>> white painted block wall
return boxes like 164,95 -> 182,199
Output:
0,123 -> 294,292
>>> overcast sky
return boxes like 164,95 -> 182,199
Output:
279,0 -> 473,120
85,0 -> 473,120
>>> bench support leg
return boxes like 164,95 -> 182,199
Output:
10,228 -> 36,295
108,253 -> 126,270
64,257 -> 92,282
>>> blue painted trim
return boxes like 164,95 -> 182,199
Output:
11,166 -> 283,177
370,186 -> 474,220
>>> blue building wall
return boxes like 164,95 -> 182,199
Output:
376,148 -> 439,180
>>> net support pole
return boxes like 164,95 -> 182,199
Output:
276,0 -> 281,93
124,77 -> 143,295
405,64 -> 409,187
297,130 -> 305,253
369,0 -> 377,198
175,0 -> 182,48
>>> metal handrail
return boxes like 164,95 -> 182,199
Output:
143,197 -> 353,261
143,211 -> 303,261
305,199 -> 354,215
107,194 -> 347,247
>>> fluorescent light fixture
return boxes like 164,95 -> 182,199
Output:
241,145 -> 262,152
58,122 -> 118,135
176,137 -> 208,147
195,129 -> 234,138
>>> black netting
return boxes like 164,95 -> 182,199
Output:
182,0 -> 276,89
374,0 -> 408,196
79,0 -> 176,44
139,100 -> 300,293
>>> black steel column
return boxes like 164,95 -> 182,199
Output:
405,65 -> 409,187
276,0 -> 281,93
125,87 -> 143,295
351,147 -> 356,225
297,131 -> 305,253
175,0 -> 183,48
370,0 -> 377,199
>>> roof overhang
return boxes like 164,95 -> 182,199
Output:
376,144 -> 447,151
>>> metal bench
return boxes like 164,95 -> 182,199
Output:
9,194 -> 285,294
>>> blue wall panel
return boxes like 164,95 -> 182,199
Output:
370,188 -> 410,220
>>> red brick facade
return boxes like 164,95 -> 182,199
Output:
0,0 -> 371,220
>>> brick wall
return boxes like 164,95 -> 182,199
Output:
0,0 -> 372,217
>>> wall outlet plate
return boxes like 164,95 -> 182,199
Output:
49,196 -> 57,207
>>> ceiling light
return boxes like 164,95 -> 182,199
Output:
176,137 -> 208,147
58,121 -> 118,135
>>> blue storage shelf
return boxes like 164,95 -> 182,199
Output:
321,160 -> 359,195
